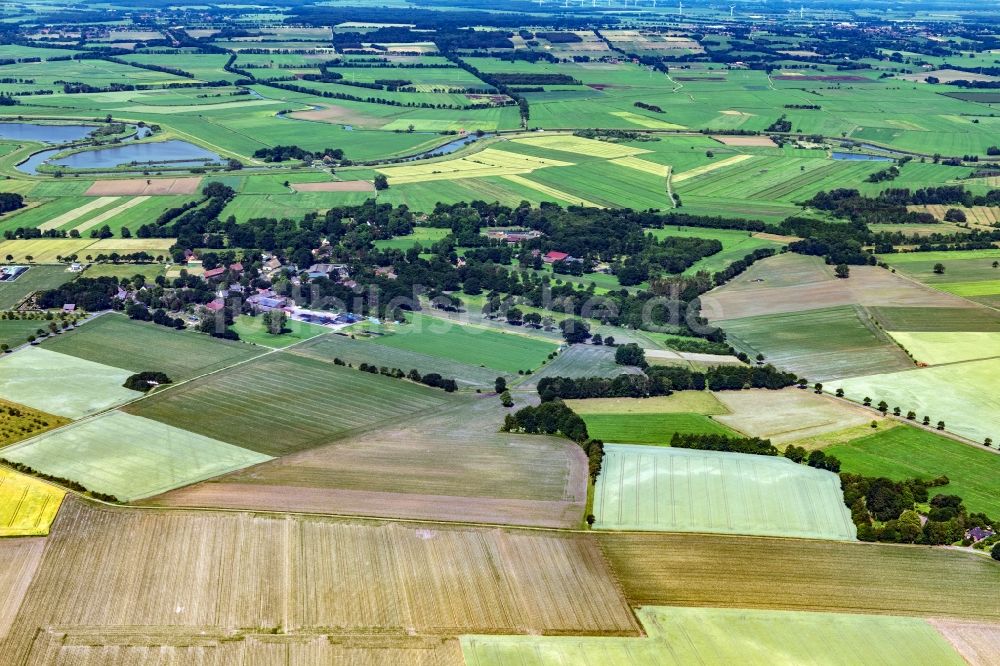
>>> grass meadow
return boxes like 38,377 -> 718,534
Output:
825,425 -> 1000,516
592,444 -> 856,540
44,314 -> 264,381
0,265 -> 73,310
373,314 -> 558,374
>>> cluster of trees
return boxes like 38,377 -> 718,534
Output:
765,115 -> 792,132
865,165 -> 900,183
500,401 -> 605,480
0,193 -> 24,214
252,145 -> 344,163
491,73 -> 580,85
36,276 -> 121,311
783,445 -> 841,472
842,473 -> 996,545
614,343 -> 646,368
535,363 -> 793,401
634,101 -> 664,113
353,362 -> 458,392
125,302 -> 186,330
670,432 -> 778,456
123,371 -> 172,393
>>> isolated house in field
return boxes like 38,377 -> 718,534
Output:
543,251 -> 570,264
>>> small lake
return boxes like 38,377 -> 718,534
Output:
831,152 -> 893,162
50,140 -> 222,170
406,133 -> 494,161
0,122 -> 95,143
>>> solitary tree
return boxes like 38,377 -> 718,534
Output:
933,263 -> 946,274
834,264 -> 850,279
937,420 -> 946,431
494,377 -> 507,394
374,174 -> 389,191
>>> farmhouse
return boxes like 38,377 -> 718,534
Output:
484,228 -> 544,244
543,250 -> 572,264
965,527 -> 994,542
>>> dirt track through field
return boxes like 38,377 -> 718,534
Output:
70,196 -> 150,234
37,197 -> 119,231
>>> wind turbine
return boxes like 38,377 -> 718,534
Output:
799,4 -> 804,18
678,0 -> 683,15
730,4 -> 736,17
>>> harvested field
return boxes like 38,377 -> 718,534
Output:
44,314 -> 264,382
144,397 -> 588,528
712,135 -> 777,147
718,305 -> 914,381
85,177 -> 202,196
0,499 -> 639,662
292,180 -> 375,192
593,444 -> 855,539
608,111 -> 685,129
567,392 -> 728,416
84,237 -> 176,253
126,353 -> 452,457
701,254 -> 973,321
644,348 -> 743,365
829,358 -> 1000,445
930,620 -> 1000,666
670,154 -> 753,183
0,347 -> 138,419
713,388 -> 875,445
910,204 -> 1000,226
600,531 -> 1000,620
289,104 -> 388,127
462,607 -> 968,666
2,411 -> 272,502
0,537 -> 45,642
898,68 -> 1000,83
0,468 -> 64,536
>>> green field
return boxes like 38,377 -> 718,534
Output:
125,352 -> 453,456
1,411 -> 271,501
229,315 -> 329,349
830,358 -> 1000,445
0,318 -> 53,350
889,331 -> 1000,365
0,265 -> 73,310
372,226 -> 451,251
292,332 -> 506,387
592,444 -> 856,539
43,315 -> 264,382
82,263 -> 167,281
825,425 -> 1000,516
720,305 -> 914,381
371,314 -> 558,374
0,347 -> 139,419
870,306 -> 1000,332
579,413 -> 735,444
461,606 -> 966,666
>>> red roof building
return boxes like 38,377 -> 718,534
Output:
203,267 -> 225,279
204,299 -> 225,312
542,251 -> 570,264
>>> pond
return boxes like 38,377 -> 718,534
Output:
0,122 -> 95,143
405,132 -> 494,161
49,140 -> 222,170
830,152 -> 893,162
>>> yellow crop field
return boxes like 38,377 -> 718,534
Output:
511,134 -> 650,159
501,175 -> 604,208
671,154 -> 753,183
377,149 -> 571,184
86,237 -> 177,252
910,205 -> 1000,226
0,398 -> 70,447
0,238 -> 94,263
609,156 -> 670,177
610,111 -> 686,129
0,468 -> 64,537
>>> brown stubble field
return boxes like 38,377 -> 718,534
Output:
1,498 -> 638,663
600,531 -> 1000,621
700,253 -> 977,321
928,619 -> 1000,666
0,537 -> 46,642
85,177 -> 203,196
141,397 -> 589,528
